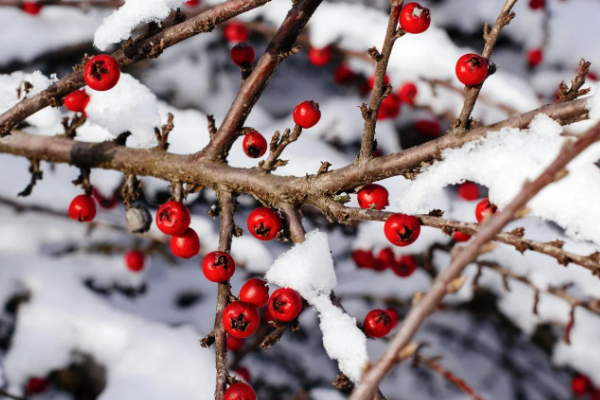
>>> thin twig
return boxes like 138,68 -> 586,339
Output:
17,158 -> 42,197
260,125 -> 302,172
557,58 -> 592,103
414,355 -> 486,400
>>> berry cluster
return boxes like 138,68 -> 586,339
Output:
157,201 -> 201,259
352,248 -> 418,277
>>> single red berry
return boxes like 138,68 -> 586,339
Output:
398,82 -> 418,104
224,382 -> 256,400
64,90 -> 90,113
170,228 -> 200,259
22,1 -> 42,15
293,100 -> 321,129
184,0 -> 200,6
156,201 -> 191,236
392,255 -> 417,277
363,309 -> 393,338
357,184 -> 389,210
247,207 -> 282,241
384,213 -> 421,247
227,335 -> 245,352
352,249 -> 376,269
415,120 -> 441,137
592,390 -> 600,400
385,308 -> 400,327
368,74 -> 390,91
588,71 -> 598,81
452,231 -> 472,243
239,278 -> 269,308
92,187 -> 118,209
234,367 -> 251,382
223,302 -> 260,338
26,377 -> 49,395
202,251 -> 236,282
457,181 -> 480,201
268,288 -> 302,322
571,375 -> 591,396
374,247 -> 395,271
475,198 -> 498,223
124,250 -> 145,272
399,2 -> 431,34
529,0 -> 545,10
377,93 -> 401,120
242,130 -> 267,158
84,55 -> 121,92
230,43 -> 255,68
308,47 -> 331,67
527,49 -> 543,67
333,65 -> 356,86
68,194 -> 97,222
456,54 -> 488,87
224,21 -> 249,43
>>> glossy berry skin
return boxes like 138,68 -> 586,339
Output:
124,250 -> 145,272
384,213 -> 421,247
399,3 -> 431,34
170,228 -> 200,259
27,377 -> 49,394
242,130 -> 267,158
268,288 -> 302,322
239,278 -> 269,308
224,382 -> 256,400
247,207 -> 282,241
22,2 -> 42,15
456,54 -> 488,87
68,195 -> 97,222
64,90 -> 90,113
357,184 -> 389,210
374,247 -> 395,271
368,74 -> 390,91
415,120 -> 441,137
224,21 -> 249,43
234,367 -> 251,382
377,93 -> 401,120
352,249 -> 376,269
527,48 -> 543,67
333,65 -> 356,86
392,255 -> 417,277
223,302 -> 260,338
156,201 -> 191,236
293,100 -> 321,129
452,231 -> 472,243
529,0 -> 545,10
308,47 -> 331,67
92,187 -> 118,209
227,335 -> 244,352
385,308 -> 400,327
230,43 -> 255,67
457,181 -> 480,201
364,309 -> 393,338
202,251 -> 236,282
84,55 -> 121,91
475,198 -> 498,224
571,375 -> 591,396
398,82 -> 418,104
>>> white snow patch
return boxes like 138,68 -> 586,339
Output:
588,82 -> 600,121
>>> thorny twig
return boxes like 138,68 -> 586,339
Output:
557,58 -> 592,103
17,158 -> 42,197
61,114 -> 86,139
260,125 -> 302,172
154,113 -> 174,151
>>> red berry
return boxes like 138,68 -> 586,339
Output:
452,231 -> 471,243
308,47 -> 331,67
588,71 -> 598,81
374,247 -> 395,271
230,43 -> 255,67
571,375 -> 591,396
83,55 -> 121,92
26,377 -> 49,395
529,0 -> 545,10
185,0 -> 200,6
22,1 -> 42,15
263,307 -> 275,323
392,254 -> 417,277
456,54 -> 488,87
368,74 -> 390,91
170,228 -> 200,259
527,49 -> 543,67
385,308 -> 400,327
124,250 -> 145,272
399,2 -> 431,34
224,382 -> 256,400
415,120 -> 441,137
475,198 -> 498,224
457,181 -> 480,201
92,187 -> 118,209
293,100 -> 321,129
242,130 -> 267,158
363,309 -> 393,338
227,335 -> 244,351
247,207 -> 282,241
377,93 -> 401,120
357,184 -> 389,210
224,21 -> 249,43
384,213 -> 421,247
239,278 -> 269,308
68,194 -> 97,222
223,302 -> 260,338
333,65 -> 356,86
202,251 -> 236,283
398,82 -> 418,104
156,201 -> 191,236
234,367 -> 251,382
592,390 -> 600,400
64,90 -> 90,113
352,249 -> 376,269
267,288 -> 302,322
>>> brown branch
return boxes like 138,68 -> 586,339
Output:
357,0 -> 404,162
17,158 -> 42,197
201,0 -> 324,162
154,113 -> 174,151
557,58 -> 592,103
414,354 -> 486,400
454,0 -> 517,131
260,125 -> 302,172
349,119 -> 600,400
0,0 -> 272,136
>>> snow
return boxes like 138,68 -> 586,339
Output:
588,82 -> 600,121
